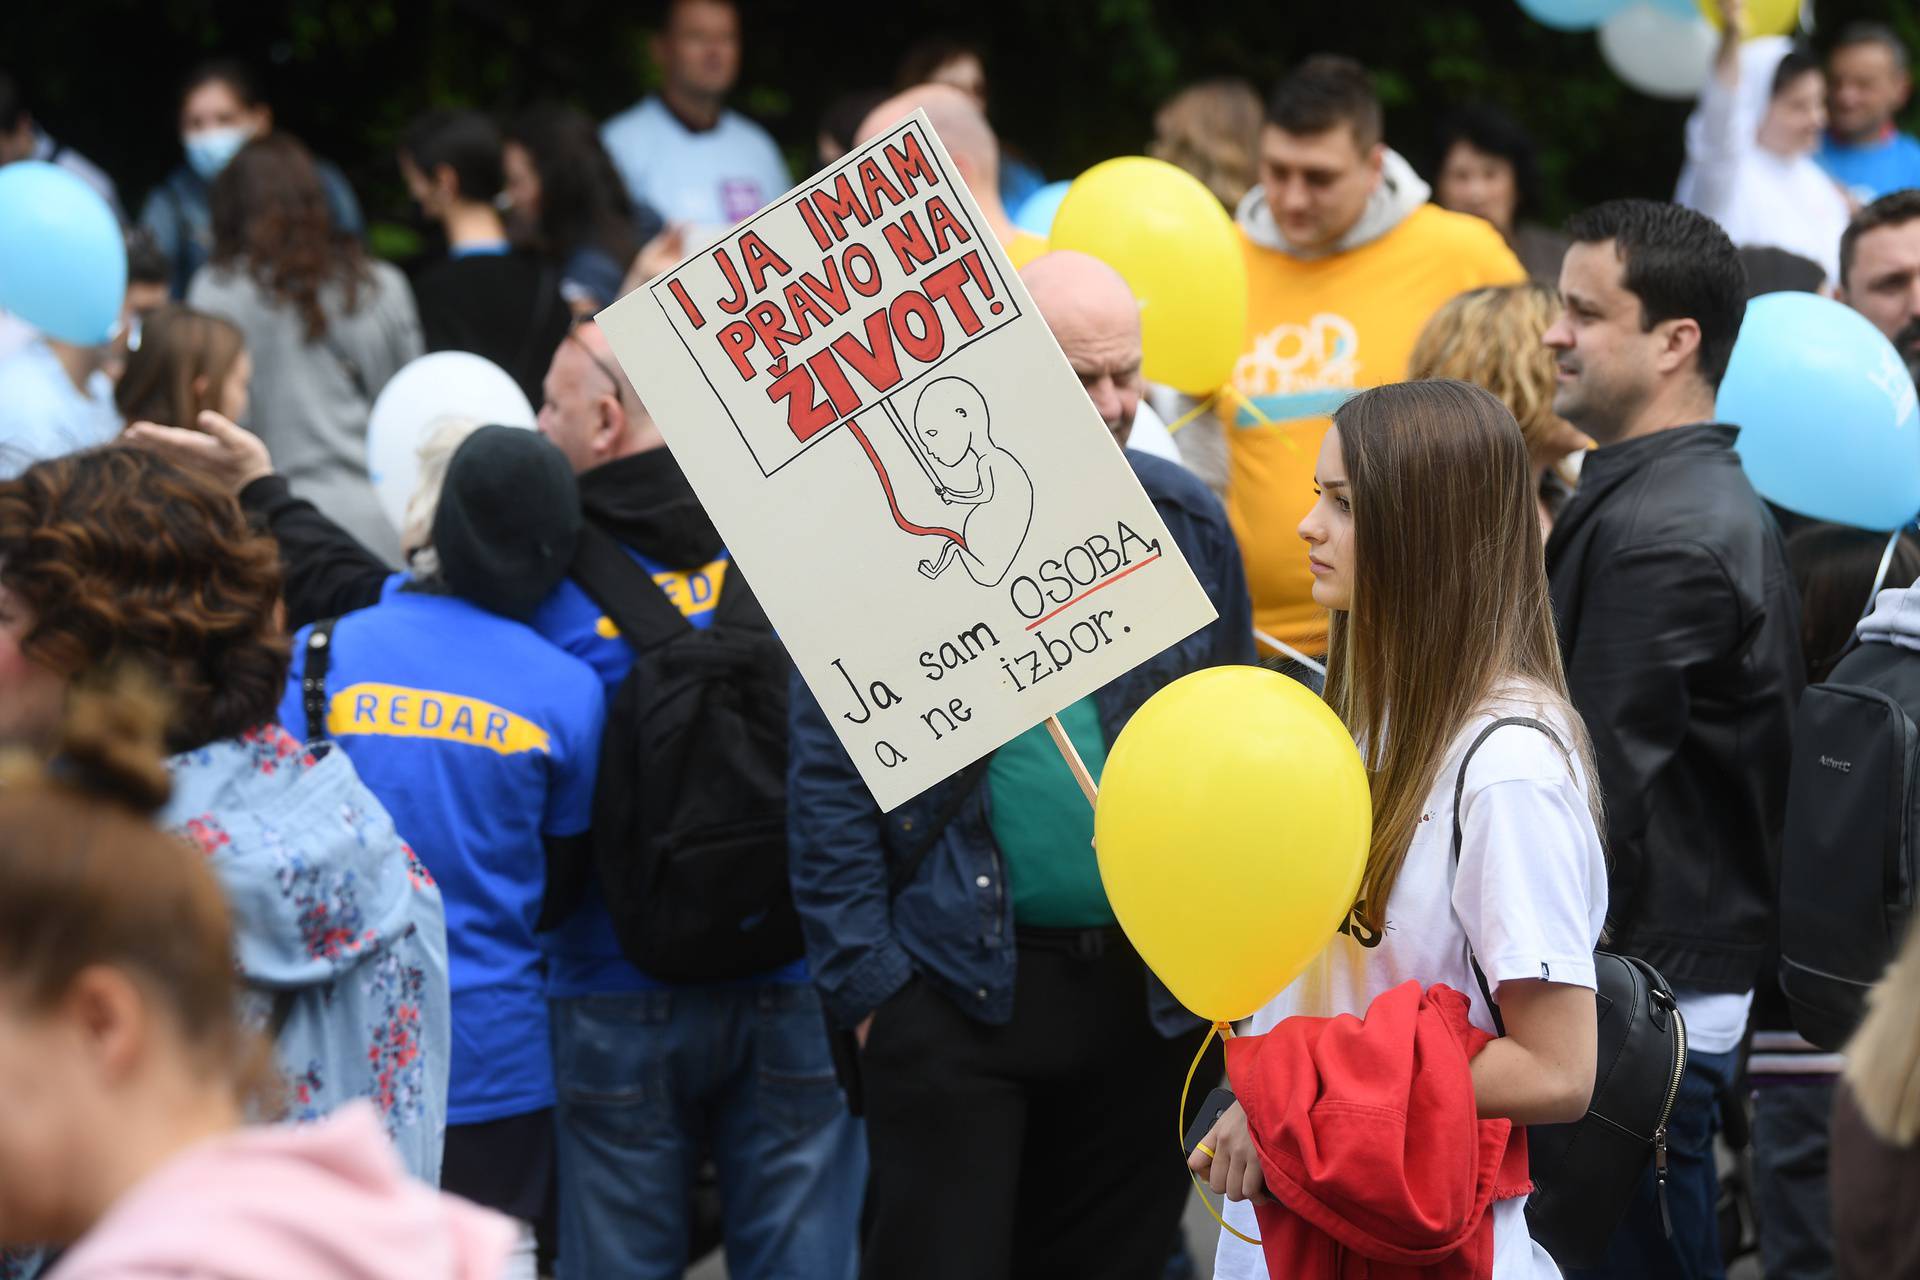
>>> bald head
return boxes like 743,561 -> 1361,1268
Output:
537,320 -> 662,472
857,83 -> 1000,195
1022,251 -> 1144,446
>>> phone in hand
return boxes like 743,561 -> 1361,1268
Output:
1184,1085 -> 1237,1157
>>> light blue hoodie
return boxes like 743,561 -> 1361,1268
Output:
159,724 -> 451,1184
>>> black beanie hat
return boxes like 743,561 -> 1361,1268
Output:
432,425 -> 582,619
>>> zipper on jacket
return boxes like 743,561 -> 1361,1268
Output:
1651,986 -> 1687,1240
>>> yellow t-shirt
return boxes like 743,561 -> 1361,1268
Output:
1225,205 -> 1524,655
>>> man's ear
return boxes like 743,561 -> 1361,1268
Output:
593,395 -> 626,458
1653,316 -> 1705,378
1364,141 -> 1386,191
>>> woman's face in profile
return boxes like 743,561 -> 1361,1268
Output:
1299,427 -> 1356,612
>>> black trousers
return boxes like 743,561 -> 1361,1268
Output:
859,929 -> 1219,1280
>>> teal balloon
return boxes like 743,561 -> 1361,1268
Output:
1516,0 -> 1628,30
1014,180 -> 1073,238
0,161 -> 125,345
1644,0 -> 1702,15
1721,292 -> 1920,530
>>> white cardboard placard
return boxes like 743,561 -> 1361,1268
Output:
597,111 -> 1217,810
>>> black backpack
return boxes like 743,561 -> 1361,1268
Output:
1778,640 -> 1920,1050
1452,718 -> 1689,1270
567,523 -> 803,982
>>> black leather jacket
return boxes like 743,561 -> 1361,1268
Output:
1546,424 -> 1804,992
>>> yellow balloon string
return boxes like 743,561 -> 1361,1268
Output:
1179,1019 -> 1261,1246
1163,390 -> 1221,436
1218,387 -> 1302,456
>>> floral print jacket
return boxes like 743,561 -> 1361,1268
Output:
162,725 -> 451,1183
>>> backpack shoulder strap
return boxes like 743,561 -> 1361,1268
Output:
711,556 -> 771,630
568,522 -> 694,654
301,617 -> 341,743
1450,715 -> 1571,1037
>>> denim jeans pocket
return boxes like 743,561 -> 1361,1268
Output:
753,987 -> 848,1139
552,994 -> 672,1147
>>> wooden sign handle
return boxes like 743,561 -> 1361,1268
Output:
1045,713 -> 1099,810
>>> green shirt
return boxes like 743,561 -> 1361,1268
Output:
987,696 -> 1115,927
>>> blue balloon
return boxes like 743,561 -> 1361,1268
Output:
1013,180 -> 1073,239
1720,292 -> 1920,530
1643,0 -> 1703,16
1516,0 -> 1629,31
0,161 -> 126,346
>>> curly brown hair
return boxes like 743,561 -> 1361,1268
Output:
209,133 -> 368,342
0,448 -> 289,753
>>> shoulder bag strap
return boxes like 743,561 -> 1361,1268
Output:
568,522 -> 694,654
887,757 -> 990,896
1450,715 -> 1571,1037
301,617 -> 341,743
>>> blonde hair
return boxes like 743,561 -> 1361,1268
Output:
1408,284 -> 1571,466
1844,922 -> 1920,1145
1325,380 -> 1603,929
400,416 -> 486,567
1150,79 -> 1265,209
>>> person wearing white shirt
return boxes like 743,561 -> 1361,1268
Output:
600,0 -> 789,245
0,337 -> 120,479
1677,0 -> 1851,283
1192,379 -> 1607,1280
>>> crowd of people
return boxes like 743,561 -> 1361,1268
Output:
1,0 -> 1920,1278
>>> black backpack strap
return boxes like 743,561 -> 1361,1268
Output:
301,617 -> 341,743
568,522 -> 695,654
887,757 -> 990,896
1450,715 -> 1571,1037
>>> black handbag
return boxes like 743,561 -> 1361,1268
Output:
1451,717 -> 1689,1270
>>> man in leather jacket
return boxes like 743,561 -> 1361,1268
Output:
1542,199 -> 1804,1280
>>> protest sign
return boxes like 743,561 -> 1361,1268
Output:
596,110 -> 1219,809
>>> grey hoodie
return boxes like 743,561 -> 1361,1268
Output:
1856,585 -> 1920,652
1233,148 -> 1432,260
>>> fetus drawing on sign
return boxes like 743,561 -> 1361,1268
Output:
911,377 -> 1034,587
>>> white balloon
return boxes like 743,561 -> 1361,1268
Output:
365,352 -> 536,533
1599,3 -> 1718,99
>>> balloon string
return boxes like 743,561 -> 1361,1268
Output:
1219,387 -> 1302,456
1164,391 -> 1220,436
1180,1019 -> 1260,1246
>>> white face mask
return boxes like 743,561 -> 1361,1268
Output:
182,123 -> 255,180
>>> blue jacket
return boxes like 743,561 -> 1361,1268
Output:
788,449 -> 1254,1038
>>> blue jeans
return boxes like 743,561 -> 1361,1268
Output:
551,983 -> 864,1280
1567,1047 -> 1737,1280
1751,1079 -> 1836,1280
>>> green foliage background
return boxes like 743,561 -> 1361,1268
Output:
17,0 -> 1920,256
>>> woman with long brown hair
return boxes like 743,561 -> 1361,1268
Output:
189,133 -> 421,563
0,682 -> 509,1280
1196,380 -> 1609,1279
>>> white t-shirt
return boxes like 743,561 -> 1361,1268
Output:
1215,694 -> 1609,1280
600,96 -> 790,245
0,339 -> 121,479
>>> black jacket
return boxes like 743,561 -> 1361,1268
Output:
1545,424 -> 1804,992
241,447 -> 721,631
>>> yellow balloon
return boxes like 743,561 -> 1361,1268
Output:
1697,0 -> 1798,37
1094,666 -> 1370,1024
1048,157 -> 1248,396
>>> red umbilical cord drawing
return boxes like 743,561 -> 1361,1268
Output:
846,415 -> 968,550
